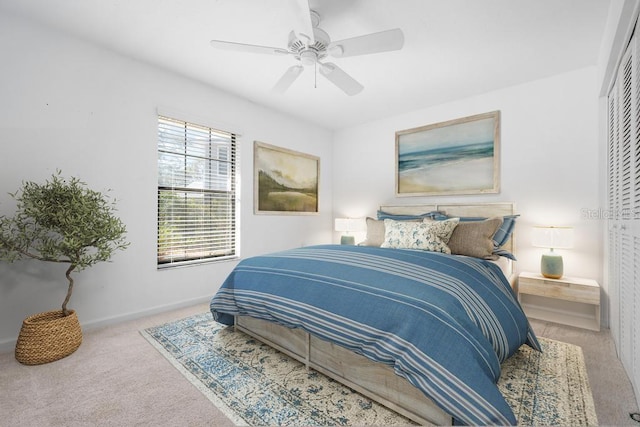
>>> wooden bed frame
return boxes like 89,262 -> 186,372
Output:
234,202 -> 517,425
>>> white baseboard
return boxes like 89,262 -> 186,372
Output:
0,295 -> 212,354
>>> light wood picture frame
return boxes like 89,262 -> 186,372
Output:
395,111 -> 500,196
254,141 -> 319,215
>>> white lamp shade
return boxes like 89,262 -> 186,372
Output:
334,218 -> 366,232
531,226 -> 574,249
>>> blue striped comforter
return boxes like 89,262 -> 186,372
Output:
210,245 -> 539,425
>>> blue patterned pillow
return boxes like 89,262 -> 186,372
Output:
381,218 -> 459,253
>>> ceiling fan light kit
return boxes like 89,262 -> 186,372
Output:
299,49 -> 319,66
209,4 -> 404,96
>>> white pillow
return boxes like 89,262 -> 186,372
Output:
381,218 -> 459,253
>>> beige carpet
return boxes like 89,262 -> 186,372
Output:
0,303 -> 638,426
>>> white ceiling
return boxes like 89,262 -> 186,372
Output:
1,0 -> 611,130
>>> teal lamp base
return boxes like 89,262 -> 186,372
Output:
340,235 -> 355,245
541,251 -> 563,279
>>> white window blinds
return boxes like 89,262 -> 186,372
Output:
157,116 -> 237,266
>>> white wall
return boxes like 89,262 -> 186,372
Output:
0,13 -> 333,350
332,67 -> 602,285
0,7 -> 611,351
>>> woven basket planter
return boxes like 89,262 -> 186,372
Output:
15,310 -> 82,365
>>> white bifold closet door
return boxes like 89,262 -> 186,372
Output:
607,24 -> 640,407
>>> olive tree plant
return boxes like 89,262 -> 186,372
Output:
0,171 -> 129,316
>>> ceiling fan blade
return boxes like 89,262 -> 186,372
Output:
329,28 -> 404,58
273,65 -> 304,93
292,0 -> 315,45
319,62 -> 364,96
210,39 -> 289,55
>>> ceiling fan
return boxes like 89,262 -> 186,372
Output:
209,1 -> 404,96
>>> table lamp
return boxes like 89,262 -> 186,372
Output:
334,218 -> 365,245
531,225 -> 574,279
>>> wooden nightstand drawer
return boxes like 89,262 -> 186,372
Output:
518,276 -> 599,305
518,272 -> 600,331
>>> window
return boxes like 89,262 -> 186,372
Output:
157,116 -> 237,266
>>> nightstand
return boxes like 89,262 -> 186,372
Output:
518,272 -> 600,331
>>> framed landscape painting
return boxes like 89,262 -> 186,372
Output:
254,141 -> 319,215
395,111 -> 500,196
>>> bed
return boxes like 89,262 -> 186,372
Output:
210,203 -> 539,426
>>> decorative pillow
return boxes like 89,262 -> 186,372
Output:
381,218 -> 459,253
446,217 -> 503,259
492,215 -> 518,247
449,214 -> 519,248
377,210 -> 447,221
435,213 -> 519,259
358,217 -> 386,247
430,218 -> 460,244
359,216 -> 442,247
493,247 -> 517,261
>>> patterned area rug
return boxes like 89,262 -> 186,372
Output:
141,312 -> 598,426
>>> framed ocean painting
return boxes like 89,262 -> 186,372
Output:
395,111 -> 500,196
254,141 -> 319,215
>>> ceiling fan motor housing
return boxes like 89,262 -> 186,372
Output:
288,27 -> 330,65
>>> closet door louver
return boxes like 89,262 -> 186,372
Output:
632,29 -> 640,400
608,29 -> 640,406
608,80 -> 620,346
619,43 -> 634,379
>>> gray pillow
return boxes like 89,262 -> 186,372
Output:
447,217 -> 503,259
358,217 -> 386,247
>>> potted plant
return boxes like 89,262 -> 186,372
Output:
0,171 -> 129,364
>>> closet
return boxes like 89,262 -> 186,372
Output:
607,22 -> 640,405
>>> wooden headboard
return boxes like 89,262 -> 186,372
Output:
379,203 -> 517,282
